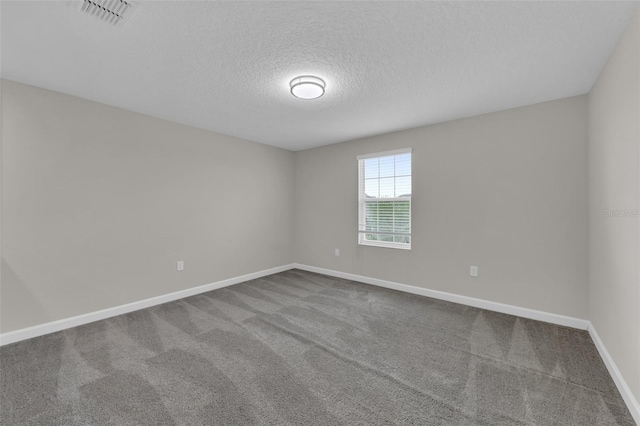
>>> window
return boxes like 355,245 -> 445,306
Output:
358,148 -> 412,249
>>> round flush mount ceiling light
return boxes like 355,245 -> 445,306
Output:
290,75 -> 326,100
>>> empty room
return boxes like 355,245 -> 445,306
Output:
1,1 -> 639,425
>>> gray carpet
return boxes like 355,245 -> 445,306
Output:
0,269 -> 635,425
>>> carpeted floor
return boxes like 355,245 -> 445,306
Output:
0,269 -> 635,425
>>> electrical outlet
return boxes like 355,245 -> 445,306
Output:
177,261 -> 184,271
470,265 -> 478,277
335,248 -> 340,256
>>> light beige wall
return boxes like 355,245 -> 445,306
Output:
294,96 -> 588,318
0,79 -> 294,333
588,9 -> 639,402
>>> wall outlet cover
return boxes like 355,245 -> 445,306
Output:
470,265 -> 478,277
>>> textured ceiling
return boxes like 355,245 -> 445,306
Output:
2,1 -> 638,151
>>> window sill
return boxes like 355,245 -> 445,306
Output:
358,240 -> 411,250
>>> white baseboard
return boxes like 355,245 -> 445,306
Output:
0,264 -> 296,346
588,325 -> 640,425
292,263 -> 590,330
2,262 -> 637,422
0,262 -> 589,347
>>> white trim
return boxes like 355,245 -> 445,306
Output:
362,197 -> 412,203
358,238 -> 411,250
356,147 -> 412,160
2,262 -> 637,422
292,263 -> 590,330
0,264 -> 295,346
588,324 -> 640,425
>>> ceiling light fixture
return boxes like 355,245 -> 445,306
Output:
290,76 -> 326,100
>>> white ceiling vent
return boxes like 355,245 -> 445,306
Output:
69,0 -> 138,27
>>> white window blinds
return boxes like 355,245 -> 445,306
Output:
358,148 -> 412,250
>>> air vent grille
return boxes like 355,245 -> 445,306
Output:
70,0 -> 138,27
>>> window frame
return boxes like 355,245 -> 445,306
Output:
357,148 -> 412,250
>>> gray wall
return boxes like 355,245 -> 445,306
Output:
1,79 -> 294,333
294,96 -> 588,319
588,9 -> 639,402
